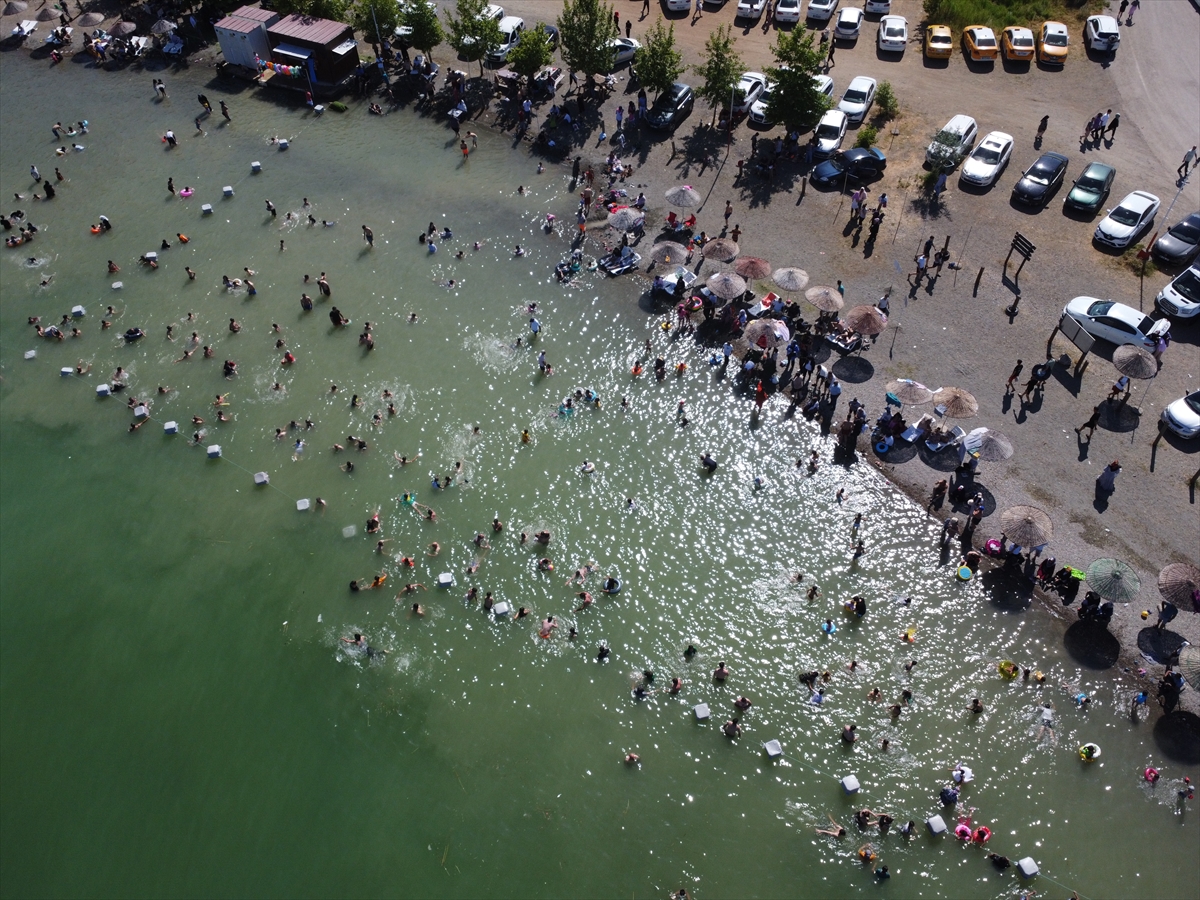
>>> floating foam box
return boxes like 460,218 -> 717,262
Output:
296,498 -> 310,511
840,774 -> 860,794
206,444 -> 221,458
1017,857 -> 1038,879
342,524 -> 357,538
763,740 -> 782,758
111,281 -> 123,289
436,572 -> 454,588
71,305 -> 85,317
96,384 -> 111,396
253,472 -> 269,485
277,139 -> 288,150
163,421 -> 178,434
492,601 -> 511,616
222,185 -> 234,196
24,350 -> 36,360
60,367 -> 73,377
251,161 -> 262,173
926,815 -> 947,836
693,703 -> 710,721
144,251 -> 157,261
134,405 -> 149,418
201,204 -> 213,215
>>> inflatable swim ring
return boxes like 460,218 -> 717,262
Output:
400,492 -> 416,506
821,621 -> 837,635
954,823 -> 972,840
91,226 -> 101,234
179,189 -> 194,198
957,566 -> 973,581
603,578 -> 622,595
1079,742 -> 1101,761
972,827 -> 991,844
581,462 -> 595,474
1144,767 -> 1159,783
998,660 -> 1018,678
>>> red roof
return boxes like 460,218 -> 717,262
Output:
268,14 -> 350,45
215,5 -> 278,31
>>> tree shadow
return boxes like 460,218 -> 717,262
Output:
1063,620 -> 1120,669
1153,711 -> 1200,765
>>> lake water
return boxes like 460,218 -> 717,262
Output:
0,53 -> 1196,899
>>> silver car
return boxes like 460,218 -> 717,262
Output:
959,131 -> 1013,186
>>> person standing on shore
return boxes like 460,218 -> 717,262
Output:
1096,460 -> 1121,493
220,101 -> 231,122
1005,360 -> 1023,391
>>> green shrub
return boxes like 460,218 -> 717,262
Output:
922,0 -> 1106,32
875,81 -> 898,120
855,125 -> 878,149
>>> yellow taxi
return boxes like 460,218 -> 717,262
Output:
1001,26 -> 1035,61
924,24 -> 952,59
962,25 -> 998,61
1037,21 -> 1069,66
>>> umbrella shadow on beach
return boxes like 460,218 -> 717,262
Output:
1153,711 -> 1200,765
831,355 -> 873,383
1136,626 -> 1188,666
1063,619 -> 1120,668
916,442 -> 961,472
980,568 -> 1033,613
873,441 -> 917,464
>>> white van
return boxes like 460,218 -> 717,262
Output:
488,16 -> 524,63
925,114 -> 978,168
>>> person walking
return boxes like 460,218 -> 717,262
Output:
730,223 -> 741,243
1097,110 -> 1111,138
1153,332 -> 1169,367
1096,460 -> 1121,493
1005,359 -> 1023,391
1036,115 -> 1048,143
724,200 -> 733,228
642,0 -> 651,17
220,101 -> 231,122
826,37 -> 836,67
1125,0 -> 1139,25
693,0 -> 703,21
1075,405 -> 1102,440
1117,0 -> 1129,21
1179,146 -> 1197,179
913,254 -> 928,283
1108,375 -> 1130,401
1104,112 -> 1120,140
625,19 -> 632,38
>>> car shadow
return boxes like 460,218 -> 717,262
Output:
875,47 -> 903,61
921,56 -> 950,69
1061,203 -> 1102,223
1000,58 -> 1032,74
961,57 -> 996,74
1035,59 -> 1065,72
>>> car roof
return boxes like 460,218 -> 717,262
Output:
1034,151 -> 1069,167
1043,21 -> 1068,34
1005,26 -> 1033,35
1117,190 -> 1159,211
741,71 -> 766,82
979,131 -> 1013,147
928,24 -> 950,36
881,15 -> 904,26
1069,297 -> 1146,325
497,16 -> 522,29
966,25 -> 995,36
847,75 -> 876,89
813,74 -> 833,90
943,114 -> 976,133
838,7 -> 862,18
1081,161 -> 1115,177
820,108 -> 847,124
1089,15 -> 1119,28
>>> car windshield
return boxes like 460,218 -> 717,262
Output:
1170,220 -> 1200,242
1086,300 -> 1114,316
973,146 -> 1002,164
844,89 -> 866,102
1170,269 -> 1200,303
817,123 -> 840,138
1109,206 -> 1143,225
1024,173 -> 1048,186
1186,394 -> 1200,415
1076,174 -> 1106,191
1045,32 -> 1067,46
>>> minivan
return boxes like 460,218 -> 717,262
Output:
488,16 -> 524,63
925,114 -> 978,168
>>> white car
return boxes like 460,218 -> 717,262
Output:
876,14 -> 907,52
737,0 -> 768,20
864,0 -> 890,13
1156,264 -> 1200,319
833,6 -> 864,39
807,0 -> 839,22
814,109 -> 848,157
608,37 -> 640,69
665,0 -> 692,10
1084,14 -> 1120,52
1094,191 -> 1160,249
1062,296 -> 1170,351
837,75 -> 876,124
732,71 -> 768,114
959,131 -> 1013,186
457,3 -> 504,51
1161,390 -> 1200,440
775,0 -> 803,24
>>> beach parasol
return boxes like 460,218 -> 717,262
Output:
701,238 -> 739,262
1086,557 -> 1141,603
3,2 -> 29,15
150,18 -> 177,34
665,185 -> 701,208
999,505 -> 1053,547
607,208 -> 643,232
648,241 -> 687,265
1157,563 -> 1200,610
744,318 -> 790,349
734,256 -> 771,279
1112,344 -> 1158,380
77,11 -> 105,25
886,379 -> 933,405
967,427 -> 1014,461
843,304 -> 888,336
706,271 -> 747,300
36,6 -> 59,20
772,267 -> 809,292
1177,646 -> 1200,691
110,20 -> 137,35
805,285 -> 843,312
932,386 -> 979,418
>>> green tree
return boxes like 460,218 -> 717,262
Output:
274,0 -> 348,19
404,0 -> 444,59
445,0 -> 502,76
764,28 -> 826,132
633,18 -> 683,98
692,24 -> 742,125
350,0 -> 400,46
557,0 -> 619,97
507,24 -> 554,79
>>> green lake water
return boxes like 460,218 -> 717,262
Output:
1,54 -> 1196,899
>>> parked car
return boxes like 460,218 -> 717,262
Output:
1155,264 -> 1200,319
1084,15 -> 1120,53
925,114 -> 977,168
1161,390 -> 1200,440
645,82 -> 694,131
732,71 -> 768,114
962,25 -> 998,61
1094,191 -> 1160,249
1151,212 -> 1200,267
1011,152 -> 1069,207
864,0 -> 890,13
1001,26 -> 1035,61
833,6 -> 864,40
457,3 -> 505,53
924,24 -> 952,59
836,75 -> 876,124
1037,21 -> 1069,65
393,1 -> 437,48
877,15 -> 907,52
666,0 -> 692,9
959,131 -> 1013,186
813,109 -> 848,157
486,16 -> 524,64
807,0 -> 839,22
810,147 -> 887,186
608,37 -> 639,70
774,0 -> 803,24
736,0 -> 768,21
1064,162 -> 1115,214
1062,296 -> 1170,351
752,73 -> 833,127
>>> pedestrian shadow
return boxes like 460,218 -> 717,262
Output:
1063,620 -> 1120,669
1153,711 -> 1200,765
1136,626 -> 1187,665
1092,483 -> 1112,513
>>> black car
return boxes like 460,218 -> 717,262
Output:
1151,212 -> 1200,267
645,83 -> 694,131
1011,151 -> 1069,208
810,148 -> 888,187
